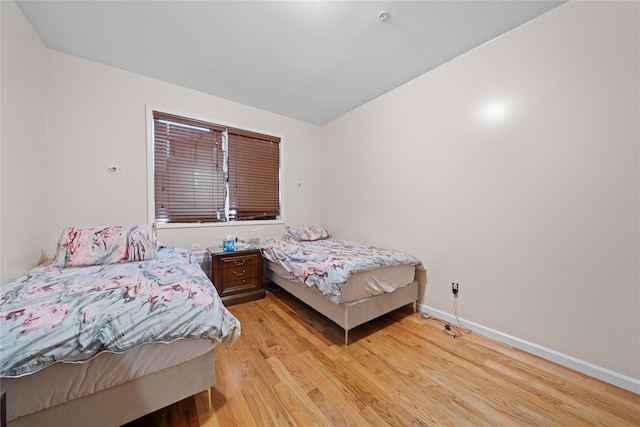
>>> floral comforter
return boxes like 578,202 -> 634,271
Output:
0,246 -> 240,378
261,236 -> 422,298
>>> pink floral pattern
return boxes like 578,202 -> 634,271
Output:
53,224 -> 157,268
262,236 -> 421,297
285,225 -> 330,241
1,302 -> 68,334
1,246 -> 240,378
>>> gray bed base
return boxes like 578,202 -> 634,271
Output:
6,349 -> 215,427
265,267 -> 423,345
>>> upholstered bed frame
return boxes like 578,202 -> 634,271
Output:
265,262 -> 427,345
6,349 -> 215,427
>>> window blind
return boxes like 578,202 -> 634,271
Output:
152,111 -> 280,223
228,130 -> 280,220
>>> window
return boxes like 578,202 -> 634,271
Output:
151,110 -> 281,224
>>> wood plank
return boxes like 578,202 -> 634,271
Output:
127,290 -> 640,427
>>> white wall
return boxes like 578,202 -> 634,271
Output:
321,1 -> 639,383
1,3 -> 323,281
0,1 -> 50,283
43,51 -> 323,254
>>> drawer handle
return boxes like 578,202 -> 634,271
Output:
233,260 -> 246,266
234,270 -> 246,277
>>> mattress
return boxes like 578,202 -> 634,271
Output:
1,245 -> 240,379
265,260 -> 416,304
3,338 -> 215,421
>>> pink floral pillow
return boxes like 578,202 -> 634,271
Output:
285,225 -> 330,242
53,224 -> 157,268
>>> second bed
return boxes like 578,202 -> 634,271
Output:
261,226 -> 426,345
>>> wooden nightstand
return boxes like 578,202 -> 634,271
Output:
205,247 -> 265,306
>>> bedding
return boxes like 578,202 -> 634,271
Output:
285,225 -> 331,241
261,235 -> 422,300
52,223 -> 157,268
1,245 -> 239,378
265,261 -> 416,304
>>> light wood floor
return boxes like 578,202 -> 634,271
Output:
126,289 -> 640,426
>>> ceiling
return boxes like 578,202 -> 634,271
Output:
16,1 -> 565,125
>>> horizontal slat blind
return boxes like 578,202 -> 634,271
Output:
154,115 -> 224,223
152,110 -> 281,224
228,132 -> 280,220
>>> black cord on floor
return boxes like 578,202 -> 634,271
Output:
431,317 -> 471,338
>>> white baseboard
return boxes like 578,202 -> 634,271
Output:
419,304 -> 640,395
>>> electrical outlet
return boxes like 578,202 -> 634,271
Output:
452,282 -> 459,295
191,243 -> 202,251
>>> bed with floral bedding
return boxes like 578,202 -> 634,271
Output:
261,226 -> 426,345
0,224 -> 240,427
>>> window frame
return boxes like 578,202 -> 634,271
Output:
146,105 -> 284,229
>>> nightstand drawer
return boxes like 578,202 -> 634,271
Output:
222,264 -> 257,283
220,254 -> 257,269
221,277 -> 258,295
